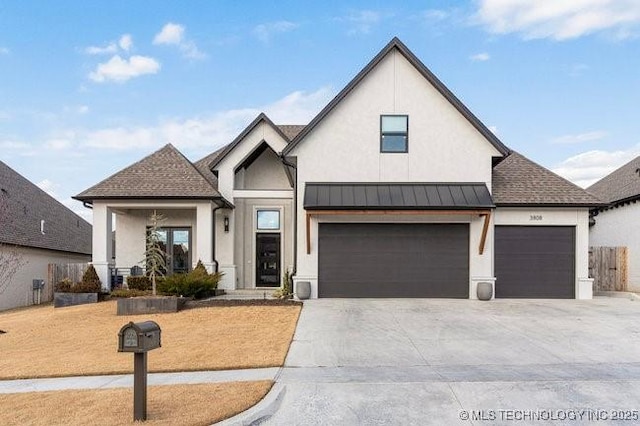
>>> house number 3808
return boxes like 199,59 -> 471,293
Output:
530,215 -> 543,221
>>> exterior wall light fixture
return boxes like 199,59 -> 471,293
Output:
224,216 -> 229,233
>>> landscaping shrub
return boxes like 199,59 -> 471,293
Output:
127,276 -> 151,291
158,267 -> 222,299
273,269 -> 293,299
54,277 -> 101,293
81,264 -> 102,289
111,288 -> 152,298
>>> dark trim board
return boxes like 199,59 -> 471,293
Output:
495,226 -> 575,299
318,223 -> 469,298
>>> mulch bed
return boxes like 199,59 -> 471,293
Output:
184,299 -> 302,309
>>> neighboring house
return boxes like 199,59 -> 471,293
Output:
0,161 -> 92,311
587,156 -> 640,291
75,38 -> 600,299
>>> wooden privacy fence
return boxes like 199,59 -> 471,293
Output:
589,246 -> 628,292
46,263 -> 88,299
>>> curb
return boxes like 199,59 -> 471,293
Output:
215,383 -> 286,425
595,291 -> 640,301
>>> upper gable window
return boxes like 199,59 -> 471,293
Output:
380,115 -> 408,153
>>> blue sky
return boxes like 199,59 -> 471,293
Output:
1,1 -> 640,222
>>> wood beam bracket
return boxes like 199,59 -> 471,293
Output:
478,211 -> 491,255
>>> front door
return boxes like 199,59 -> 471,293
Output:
256,233 -> 281,287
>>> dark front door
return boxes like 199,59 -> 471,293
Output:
318,223 -> 469,298
256,233 -> 281,287
495,226 -> 575,298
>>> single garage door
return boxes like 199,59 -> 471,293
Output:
318,223 -> 469,298
495,226 -> 575,298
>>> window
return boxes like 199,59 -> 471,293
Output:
257,210 -> 280,230
381,115 -> 408,153
147,227 -> 191,275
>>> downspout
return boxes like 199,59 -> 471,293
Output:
212,203 -> 222,273
83,201 -> 93,209
280,156 -> 298,276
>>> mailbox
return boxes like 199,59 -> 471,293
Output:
118,321 -> 161,353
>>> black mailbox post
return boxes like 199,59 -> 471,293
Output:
118,321 -> 161,421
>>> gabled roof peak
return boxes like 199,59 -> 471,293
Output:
283,37 -> 510,157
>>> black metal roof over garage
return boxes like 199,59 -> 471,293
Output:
304,183 -> 494,210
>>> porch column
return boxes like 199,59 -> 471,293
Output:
196,202 -> 214,272
92,203 -> 113,291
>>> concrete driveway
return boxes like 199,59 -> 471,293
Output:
265,298 -> 640,425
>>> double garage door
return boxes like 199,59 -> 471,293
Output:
318,223 -> 575,299
318,223 -> 469,298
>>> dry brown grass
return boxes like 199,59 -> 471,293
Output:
0,301 -> 300,379
0,380 -> 273,426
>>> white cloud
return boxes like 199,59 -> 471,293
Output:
488,125 -> 499,134
474,0 -> 640,40
44,139 -> 73,150
0,140 -> 29,150
470,52 -> 490,61
154,23 -> 184,45
253,21 -> 300,43
85,42 -> 118,55
88,55 -> 160,83
85,34 -> 134,55
551,130 -> 607,144
119,34 -> 133,51
341,10 -> 382,35
0,47 -> 9,55
153,23 -> 205,59
553,144 -> 640,188
79,86 -> 334,151
423,9 -> 449,22
77,105 -> 89,114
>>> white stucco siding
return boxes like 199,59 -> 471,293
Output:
0,246 -> 90,312
238,148 -> 291,190
590,203 -> 640,290
291,49 -> 501,186
216,121 -> 289,200
494,208 -> 592,299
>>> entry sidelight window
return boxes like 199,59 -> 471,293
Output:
381,115 -> 408,153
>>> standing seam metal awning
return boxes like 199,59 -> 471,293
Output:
303,183 -> 495,255
304,183 -> 494,210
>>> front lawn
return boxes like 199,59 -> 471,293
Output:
0,300 -> 301,379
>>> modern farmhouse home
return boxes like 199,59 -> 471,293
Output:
75,38 -> 601,299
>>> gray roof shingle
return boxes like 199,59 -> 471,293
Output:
278,125 -> 305,141
0,161 -> 91,254
586,155 -> 640,204
75,144 -> 224,201
492,152 -> 603,207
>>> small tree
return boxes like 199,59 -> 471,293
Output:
0,189 -> 27,296
143,210 -> 167,296
81,264 -> 102,288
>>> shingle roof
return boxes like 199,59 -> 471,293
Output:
0,161 -> 91,254
304,183 -> 494,210
492,152 -> 603,207
586,155 -> 640,204
74,144 -> 224,201
193,145 -> 227,189
278,125 -> 305,141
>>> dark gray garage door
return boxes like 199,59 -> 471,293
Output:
495,226 -> 575,298
318,223 -> 469,298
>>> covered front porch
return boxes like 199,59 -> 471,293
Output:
91,200 -> 233,291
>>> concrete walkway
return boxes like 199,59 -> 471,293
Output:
0,367 -> 279,394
